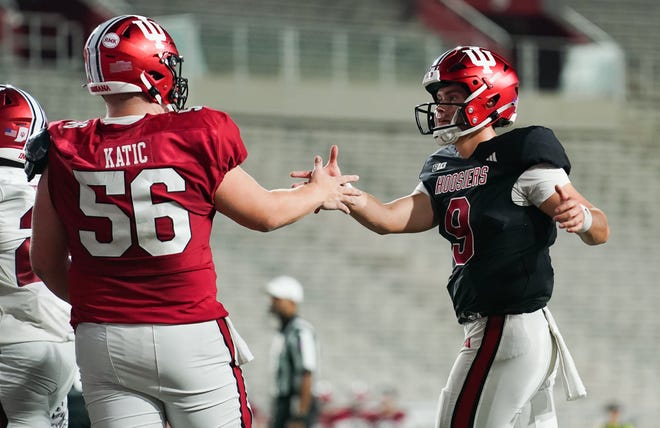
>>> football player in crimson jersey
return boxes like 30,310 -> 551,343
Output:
25,15 -> 359,428
0,85 -> 76,428
294,46 -> 610,427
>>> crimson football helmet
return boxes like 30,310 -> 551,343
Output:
414,46 -> 519,145
0,84 -> 47,165
84,15 -> 188,110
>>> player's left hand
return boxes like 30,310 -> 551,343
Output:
552,184 -> 587,233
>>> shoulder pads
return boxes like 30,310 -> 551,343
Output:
521,127 -> 571,174
24,128 -> 51,181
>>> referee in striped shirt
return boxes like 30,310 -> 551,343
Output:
266,276 -> 320,428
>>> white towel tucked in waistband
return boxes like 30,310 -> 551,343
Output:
543,307 -> 586,401
226,317 -> 255,365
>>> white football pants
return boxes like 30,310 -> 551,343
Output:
0,340 -> 76,428
435,308 -> 559,428
75,319 -> 253,428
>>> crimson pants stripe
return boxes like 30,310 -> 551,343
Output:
217,318 -> 253,428
451,315 -> 505,428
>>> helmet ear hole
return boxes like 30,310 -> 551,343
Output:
148,71 -> 165,81
0,91 -> 16,107
487,94 -> 500,108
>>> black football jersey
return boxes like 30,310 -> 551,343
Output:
419,126 -> 571,323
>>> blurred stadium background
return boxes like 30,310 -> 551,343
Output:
1,0 -> 658,426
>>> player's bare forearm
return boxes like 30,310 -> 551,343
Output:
261,182 -> 359,230
215,160 -> 360,232
30,238 -> 71,302
30,169 -> 72,302
347,190 -> 435,235
36,264 -> 71,303
347,192 -> 393,234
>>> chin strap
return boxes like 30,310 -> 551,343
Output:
434,110 -> 498,146
140,72 -> 164,105
434,128 -> 459,145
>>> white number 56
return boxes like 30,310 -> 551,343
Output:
74,168 -> 191,257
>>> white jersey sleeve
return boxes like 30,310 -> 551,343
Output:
511,164 -> 570,207
0,167 -> 73,345
413,181 -> 428,195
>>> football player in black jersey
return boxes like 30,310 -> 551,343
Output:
294,46 -> 609,427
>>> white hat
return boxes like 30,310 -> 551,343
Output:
265,276 -> 304,303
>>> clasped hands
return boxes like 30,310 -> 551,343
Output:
291,145 -> 363,214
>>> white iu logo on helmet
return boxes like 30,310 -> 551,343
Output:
132,16 -> 167,49
463,47 -> 496,74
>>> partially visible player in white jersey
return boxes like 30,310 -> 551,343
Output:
0,84 -> 76,427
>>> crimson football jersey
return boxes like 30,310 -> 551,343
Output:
47,107 -> 247,327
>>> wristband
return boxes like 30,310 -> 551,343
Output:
577,204 -> 592,233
